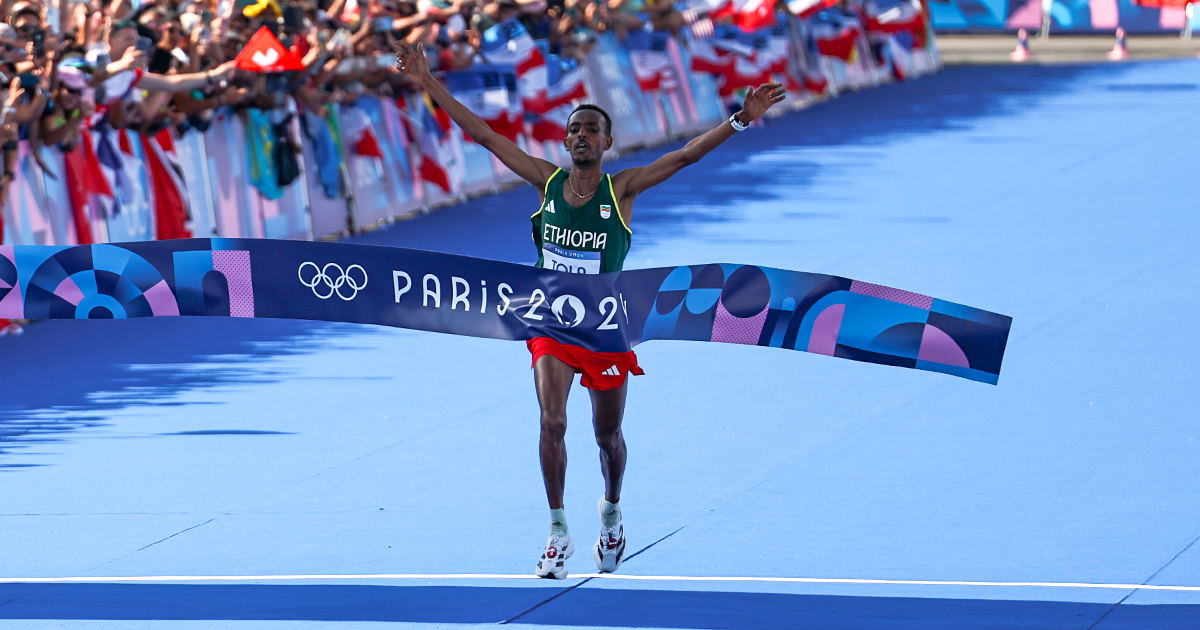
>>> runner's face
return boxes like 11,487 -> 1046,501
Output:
565,110 -> 610,166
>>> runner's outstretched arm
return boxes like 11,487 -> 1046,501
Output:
396,42 -> 558,191
614,83 -> 786,198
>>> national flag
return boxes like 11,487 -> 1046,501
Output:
480,19 -> 545,76
542,53 -> 588,111
690,25 -> 755,77
689,38 -> 735,75
61,130 -> 110,243
92,123 -> 131,216
624,31 -> 674,92
342,105 -> 387,159
235,26 -> 305,73
444,64 -> 524,142
787,0 -> 840,19
141,133 -> 192,241
810,10 -> 862,61
416,96 -> 464,194
528,104 -> 573,144
728,0 -> 777,31
863,0 -> 928,49
481,19 -> 547,112
682,5 -> 716,39
354,126 -> 385,158
762,19 -> 792,74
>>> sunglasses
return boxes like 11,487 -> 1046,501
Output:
0,43 -> 16,52
60,86 -> 82,95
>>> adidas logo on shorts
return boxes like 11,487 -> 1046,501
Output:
602,365 -> 621,377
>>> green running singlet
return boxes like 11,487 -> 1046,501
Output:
531,169 -> 631,274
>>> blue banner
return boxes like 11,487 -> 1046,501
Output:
0,240 -> 1011,384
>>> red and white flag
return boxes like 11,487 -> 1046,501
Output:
445,65 -> 524,142
624,31 -> 674,92
413,96 -> 464,194
235,26 -> 305,73
543,54 -> 588,111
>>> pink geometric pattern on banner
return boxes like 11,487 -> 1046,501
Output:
807,303 -> 845,356
0,246 -> 22,318
850,280 -> 932,310
1005,0 -> 1043,29
711,300 -> 768,345
143,279 -> 181,317
212,250 -> 255,318
54,276 -> 86,306
918,324 -> 970,368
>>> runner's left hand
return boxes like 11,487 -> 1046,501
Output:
740,82 -> 786,122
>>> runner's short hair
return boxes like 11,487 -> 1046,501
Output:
570,104 -> 612,137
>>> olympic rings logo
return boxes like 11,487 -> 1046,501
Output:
298,262 -> 369,301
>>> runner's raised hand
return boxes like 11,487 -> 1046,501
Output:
395,42 -> 431,85
740,82 -> 786,122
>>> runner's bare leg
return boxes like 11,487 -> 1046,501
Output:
591,382 -> 628,504
535,355 -> 576,509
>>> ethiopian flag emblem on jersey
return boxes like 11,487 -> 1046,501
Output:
600,205 -> 612,219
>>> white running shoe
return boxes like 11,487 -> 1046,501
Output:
594,498 -> 627,573
535,534 -> 574,579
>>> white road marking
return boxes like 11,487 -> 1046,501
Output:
1,574 -> 1198,592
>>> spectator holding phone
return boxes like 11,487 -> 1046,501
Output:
93,20 -> 238,114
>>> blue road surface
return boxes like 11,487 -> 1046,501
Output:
3,59 -> 1200,629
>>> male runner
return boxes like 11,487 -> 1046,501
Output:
396,42 -> 786,578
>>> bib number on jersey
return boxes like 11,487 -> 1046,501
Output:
543,243 -> 601,274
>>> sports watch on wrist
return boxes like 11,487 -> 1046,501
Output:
729,112 -> 748,132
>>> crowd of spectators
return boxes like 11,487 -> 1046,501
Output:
0,0 -> 704,203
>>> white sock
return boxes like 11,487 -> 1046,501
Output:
550,508 -> 568,537
600,499 -> 621,528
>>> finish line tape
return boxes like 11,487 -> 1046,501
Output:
0,239 -> 1011,384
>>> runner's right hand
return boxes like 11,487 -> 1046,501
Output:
395,42 -> 430,84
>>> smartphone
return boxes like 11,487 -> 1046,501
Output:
18,73 -> 39,89
135,36 -> 155,56
31,30 -> 46,59
372,17 -> 393,33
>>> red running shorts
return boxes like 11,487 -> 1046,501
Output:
527,337 -> 644,391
